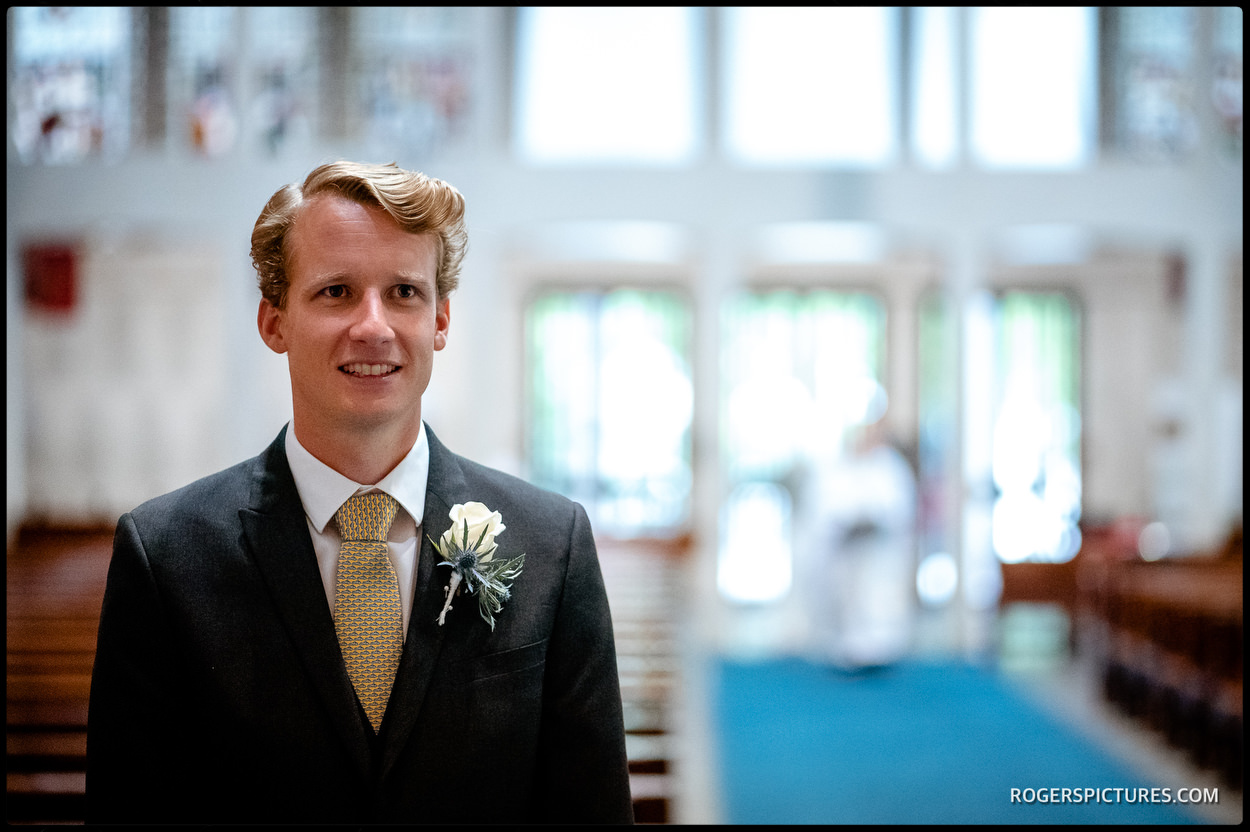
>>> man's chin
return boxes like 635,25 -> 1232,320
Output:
317,397 -> 421,434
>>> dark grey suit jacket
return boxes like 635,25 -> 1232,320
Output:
87,424 -> 633,824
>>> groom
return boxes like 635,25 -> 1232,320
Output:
87,161 -> 634,824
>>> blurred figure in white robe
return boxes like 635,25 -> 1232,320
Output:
802,418 -> 917,669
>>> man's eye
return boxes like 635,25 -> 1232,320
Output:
322,285 -> 347,299
396,284 -> 418,299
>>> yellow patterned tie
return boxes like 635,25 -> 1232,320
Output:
333,492 -> 402,732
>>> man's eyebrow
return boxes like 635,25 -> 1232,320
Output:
306,270 -> 350,284
305,270 -> 432,283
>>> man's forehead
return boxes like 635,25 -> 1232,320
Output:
288,193 -> 436,247
297,191 -> 395,227
285,195 -> 438,278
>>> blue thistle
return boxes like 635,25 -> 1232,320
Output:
430,516 -> 525,630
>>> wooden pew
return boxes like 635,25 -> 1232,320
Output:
1078,525 -> 1243,789
598,535 -> 689,823
6,525 -> 113,825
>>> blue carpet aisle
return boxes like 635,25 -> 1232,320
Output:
713,658 -> 1205,824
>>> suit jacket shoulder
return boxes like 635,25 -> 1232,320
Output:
124,427 -> 296,553
425,434 -> 581,534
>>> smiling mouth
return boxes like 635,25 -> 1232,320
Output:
340,363 -> 400,377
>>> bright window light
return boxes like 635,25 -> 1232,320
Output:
718,482 -> 793,604
718,289 -> 886,606
527,289 -> 693,536
911,6 -> 959,169
989,293 -> 1083,564
514,7 -> 699,165
723,7 -> 897,166
722,290 -> 887,476
970,7 -> 1096,169
916,551 -> 958,607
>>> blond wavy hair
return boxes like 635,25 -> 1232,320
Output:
251,161 -> 467,309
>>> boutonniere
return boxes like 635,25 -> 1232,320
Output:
430,502 -> 525,631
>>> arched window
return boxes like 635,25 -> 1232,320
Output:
988,291 -> 1083,564
526,288 -> 693,536
719,289 -> 888,603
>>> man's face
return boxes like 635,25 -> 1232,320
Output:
258,193 -> 450,441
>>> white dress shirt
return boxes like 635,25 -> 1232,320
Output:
284,422 -> 429,638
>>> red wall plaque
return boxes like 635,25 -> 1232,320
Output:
23,243 -> 78,313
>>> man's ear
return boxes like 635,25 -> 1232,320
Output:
257,299 -> 288,354
434,297 -> 450,351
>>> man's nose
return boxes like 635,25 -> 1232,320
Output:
349,291 -> 394,341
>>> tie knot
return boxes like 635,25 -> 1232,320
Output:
335,492 -> 399,542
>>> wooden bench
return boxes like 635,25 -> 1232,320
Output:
1077,526 -> 1243,789
6,525 -> 113,825
599,536 -> 689,823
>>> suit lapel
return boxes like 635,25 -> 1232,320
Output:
239,426 -> 373,780
379,425 -> 467,778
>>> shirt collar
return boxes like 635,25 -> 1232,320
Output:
285,421 -> 429,533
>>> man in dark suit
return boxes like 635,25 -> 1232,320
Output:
87,162 -> 634,824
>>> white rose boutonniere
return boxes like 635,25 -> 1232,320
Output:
430,502 -> 525,631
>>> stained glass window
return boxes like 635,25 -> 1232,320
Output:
10,7 -> 132,164
1212,6 -> 1243,157
722,7 -> 897,166
352,7 -> 476,158
1099,7 -> 1242,161
169,6 -> 240,156
243,7 -> 319,155
1107,7 -> 1199,161
515,7 -> 699,165
527,289 -> 693,536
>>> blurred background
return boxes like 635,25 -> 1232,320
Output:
5,7 -> 1243,824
